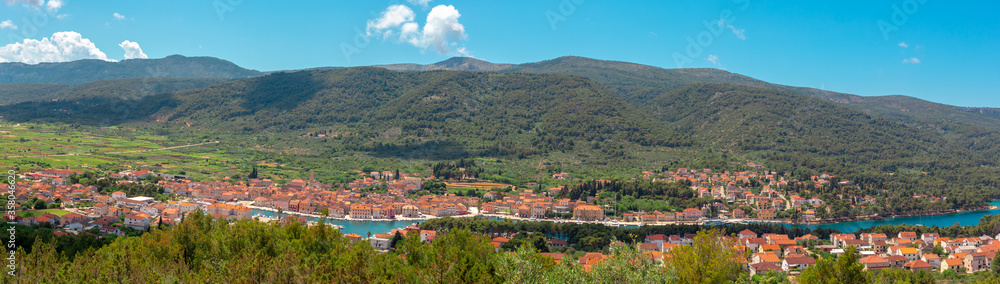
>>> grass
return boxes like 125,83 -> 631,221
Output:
17,209 -> 72,217
0,121 -> 700,187
0,122 -> 267,181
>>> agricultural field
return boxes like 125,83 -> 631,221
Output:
16,209 -> 72,217
0,121 -> 698,189
0,122 -> 265,181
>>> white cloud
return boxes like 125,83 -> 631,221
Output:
0,20 -> 16,30
5,0 -> 61,12
898,42 -> 908,48
4,0 -> 43,7
119,40 -> 147,60
0,31 -> 112,64
902,57 -> 921,64
420,5 -> 467,54
455,46 -> 471,57
45,0 -> 61,11
707,54 -> 720,66
407,0 -> 433,9
719,19 -> 746,40
113,12 -> 125,20
368,4 -> 469,55
366,5 -> 415,38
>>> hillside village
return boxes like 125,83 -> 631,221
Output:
5,164 -> 1000,279
9,164 -> 953,237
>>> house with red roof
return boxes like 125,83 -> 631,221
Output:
859,255 -> 890,270
904,260 -> 934,272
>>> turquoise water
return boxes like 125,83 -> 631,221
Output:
255,201 -> 1000,236
252,209 -> 420,236
784,201 -> 1000,233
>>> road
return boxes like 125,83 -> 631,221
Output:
105,141 -> 220,154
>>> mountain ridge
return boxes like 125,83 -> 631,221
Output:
0,54 -> 263,85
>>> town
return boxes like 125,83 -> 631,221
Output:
10,164 -> 954,234
5,164 -> 993,280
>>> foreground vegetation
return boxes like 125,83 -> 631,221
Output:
9,212 -> 1000,283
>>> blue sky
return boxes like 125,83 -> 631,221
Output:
1,0 -> 998,107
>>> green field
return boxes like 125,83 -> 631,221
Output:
0,120 -> 706,188
17,209 -> 72,217
0,123 -> 259,180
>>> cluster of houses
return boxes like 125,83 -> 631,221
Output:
604,229 -> 1000,277
827,231 -> 1000,274
478,189 -> 605,221
336,223 -> 439,252
647,168 -> 834,221
160,171 -> 478,220
743,229 -> 1000,276
4,185 -> 239,237
646,168 -> 946,222
477,168 -> 845,223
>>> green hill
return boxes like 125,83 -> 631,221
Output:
394,57 -> 1000,137
167,69 -> 688,153
1,68 -> 689,160
0,55 -> 262,85
651,84 -> 942,171
0,78 -> 228,106
2,56 -> 998,206
0,84 -> 69,105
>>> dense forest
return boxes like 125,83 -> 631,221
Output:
0,78 -> 227,106
0,69 -> 690,160
0,84 -> 69,105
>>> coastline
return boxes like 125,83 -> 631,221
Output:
247,204 -> 435,222
242,202 -> 1000,229
793,204 -> 1000,225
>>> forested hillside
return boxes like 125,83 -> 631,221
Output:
0,84 -> 69,105
650,84 -> 940,166
0,78 -> 227,105
0,68 -> 690,160
649,84 -> 1000,209
2,57 -> 999,208
398,57 -> 1000,137
0,55 -> 262,85
166,69 -> 689,157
